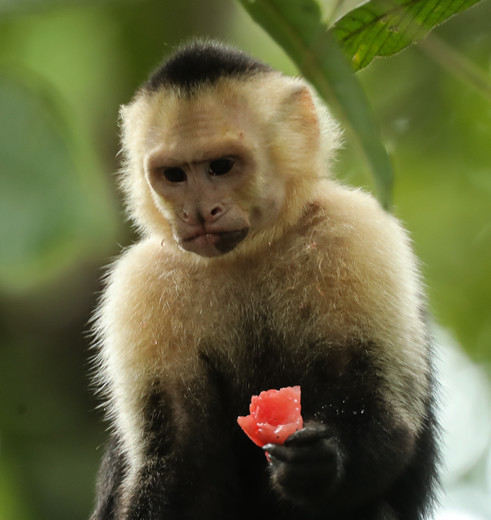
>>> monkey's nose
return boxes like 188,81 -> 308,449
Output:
209,205 -> 224,220
198,204 -> 225,224
182,204 -> 225,225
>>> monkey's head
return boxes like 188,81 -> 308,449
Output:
120,41 -> 340,258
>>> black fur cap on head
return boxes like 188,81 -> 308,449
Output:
145,40 -> 272,95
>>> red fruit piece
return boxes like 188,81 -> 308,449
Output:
237,386 -> 303,447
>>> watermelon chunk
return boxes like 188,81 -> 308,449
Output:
237,386 -> 303,447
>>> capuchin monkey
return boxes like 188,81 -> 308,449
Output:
90,40 -> 439,520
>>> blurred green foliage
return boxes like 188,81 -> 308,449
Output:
0,1 -> 490,519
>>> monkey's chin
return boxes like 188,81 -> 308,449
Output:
180,228 -> 249,257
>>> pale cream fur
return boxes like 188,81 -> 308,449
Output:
94,72 -> 430,469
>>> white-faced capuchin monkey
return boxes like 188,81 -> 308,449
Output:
90,40 -> 439,520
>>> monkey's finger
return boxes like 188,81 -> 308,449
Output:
263,443 -> 322,463
284,424 -> 330,446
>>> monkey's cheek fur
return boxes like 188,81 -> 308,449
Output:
180,228 -> 249,257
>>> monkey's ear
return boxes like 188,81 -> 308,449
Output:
279,85 -> 320,141
285,85 -> 319,126
268,84 -> 321,165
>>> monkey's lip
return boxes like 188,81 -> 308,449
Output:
183,228 -> 246,242
181,228 -> 249,254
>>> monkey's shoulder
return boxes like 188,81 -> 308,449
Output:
104,185 -> 419,309
290,185 -> 423,329
301,184 -> 417,279
99,239 -> 178,324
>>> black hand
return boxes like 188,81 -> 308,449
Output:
264,423 -> 344,506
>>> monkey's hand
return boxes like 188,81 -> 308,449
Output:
264,423 -> 344,507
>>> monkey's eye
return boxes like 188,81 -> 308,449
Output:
163,167 -> 187,183
208,158 -> 234,176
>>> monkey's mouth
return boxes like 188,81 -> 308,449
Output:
181,228 -> 249,256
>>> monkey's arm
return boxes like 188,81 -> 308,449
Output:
261,190 -> 439,516
262,310 -> 437,517
266,406 -> 413,508
265,360 -> 437,516
90,438 -> 126,520
116,376 -> 244,520
92,244 -> 242,519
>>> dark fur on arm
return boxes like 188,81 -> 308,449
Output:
90,437 -> 126,520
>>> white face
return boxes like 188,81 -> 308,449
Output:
144,96 -> 285,257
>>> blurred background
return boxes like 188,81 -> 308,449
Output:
0,1 -> 490,518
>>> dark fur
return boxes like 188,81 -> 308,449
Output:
145,40 -> 271,94
91,327 -> 438,519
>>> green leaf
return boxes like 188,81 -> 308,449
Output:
332,0 -> 485,71
237,0 -> 394,207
